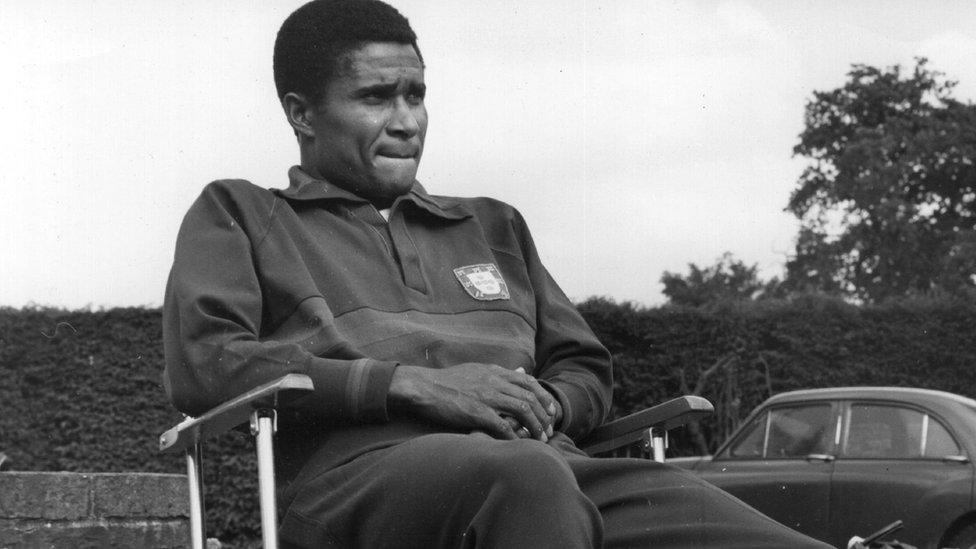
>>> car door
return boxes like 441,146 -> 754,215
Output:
697,401 -> 839,542
828,401 -> 973,549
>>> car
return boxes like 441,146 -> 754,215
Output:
671,387 -> 976,549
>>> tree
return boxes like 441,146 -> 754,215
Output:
661,252 -> 781,307
786,58 -> 976,302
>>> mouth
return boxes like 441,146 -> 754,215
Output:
376,152 -> 416,160
376,146 -> 419,160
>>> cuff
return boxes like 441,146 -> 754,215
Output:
305,358 -> 400,423
350,359 -> 400,422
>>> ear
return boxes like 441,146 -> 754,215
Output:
282,92 -> 317,139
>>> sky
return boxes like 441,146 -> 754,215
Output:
2,0 -> 975,310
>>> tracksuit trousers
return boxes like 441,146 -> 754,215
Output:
278,431 -> 832,548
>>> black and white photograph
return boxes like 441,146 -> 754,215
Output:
2,1 -> 975,547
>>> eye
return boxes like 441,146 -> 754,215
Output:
406,86 -> 426,105
362,92 -> 386,105
406,92 -> 425,105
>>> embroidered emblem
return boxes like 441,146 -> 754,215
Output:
453,263 -> 510,301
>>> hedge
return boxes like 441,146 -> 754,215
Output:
2,296 -> 975,546
578,294 -> 976,453
0,307 -> 262,547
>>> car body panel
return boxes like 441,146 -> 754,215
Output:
829,459 -> 971,549
695,458 -> 834,539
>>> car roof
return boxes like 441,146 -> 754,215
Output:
764,386 -> 976,408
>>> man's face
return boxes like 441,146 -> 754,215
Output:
305,42 -> 427,203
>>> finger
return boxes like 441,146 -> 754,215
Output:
494,394 -> 547,442
511,368 -> 558,418
503,416 -> 531,439
486,366 -> 551,438
548,398 -> 563,431
506,370 -> 557,433
478,410 -> 518,440
499,385 -> 552,438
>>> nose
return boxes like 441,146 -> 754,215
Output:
387,97 -> 423,138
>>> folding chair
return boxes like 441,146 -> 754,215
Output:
159,374 -> 713,549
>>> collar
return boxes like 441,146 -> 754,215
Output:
275,166 -> 472,221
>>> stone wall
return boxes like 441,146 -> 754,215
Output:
0,472 -> 188,548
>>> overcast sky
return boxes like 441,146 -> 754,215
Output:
2,0 -> 975,310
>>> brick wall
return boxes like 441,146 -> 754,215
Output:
0,472 -> 189,548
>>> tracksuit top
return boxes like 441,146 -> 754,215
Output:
163,167 -> 612,459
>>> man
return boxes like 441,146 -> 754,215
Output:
163,1 -> 832,547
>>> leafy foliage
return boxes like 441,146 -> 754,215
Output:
786,58 -> 976,302
661,252 -> 783,307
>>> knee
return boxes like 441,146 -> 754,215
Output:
400,436 -> 602,545
471,439 -> 579,497
397,434 -> 582,502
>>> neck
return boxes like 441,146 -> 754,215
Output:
296,163 -> 403,210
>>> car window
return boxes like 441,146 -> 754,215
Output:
844,404 -> 961,459
765,404 -> 834,458
727,411 -> 767,458
923,414 -> 962,457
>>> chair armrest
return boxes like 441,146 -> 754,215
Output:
158,374 -> 315,454
578,396 -> 713,455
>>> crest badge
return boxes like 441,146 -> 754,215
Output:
453,263 -> 510,301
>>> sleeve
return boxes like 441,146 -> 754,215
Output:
162,182 -> 398,420
510,210 -> 613,440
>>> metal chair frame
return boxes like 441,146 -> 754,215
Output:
159,374 -> 712,549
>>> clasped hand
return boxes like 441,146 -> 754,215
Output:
388,363 -> 562,442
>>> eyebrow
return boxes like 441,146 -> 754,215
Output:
354,81 -> 426,97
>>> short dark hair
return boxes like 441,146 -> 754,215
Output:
273,0 -> 423,103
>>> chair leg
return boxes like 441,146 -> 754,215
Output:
185,443 -> 206,549
251,409 -> 279,549
644,427 -> 667,463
